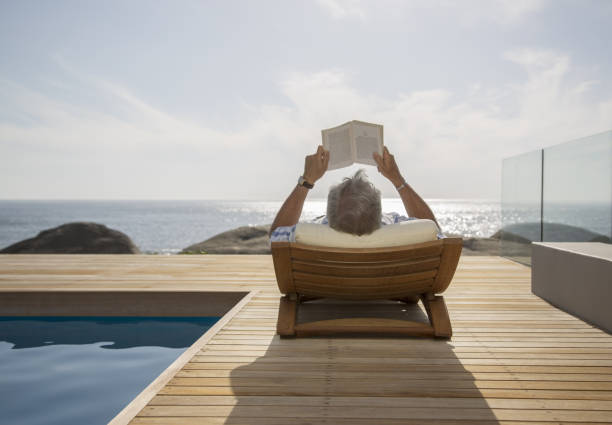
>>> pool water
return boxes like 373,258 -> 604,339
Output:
0,316 -> 218,425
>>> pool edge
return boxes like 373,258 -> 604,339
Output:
107,290 -> 258,425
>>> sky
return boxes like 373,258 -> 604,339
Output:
1,0 -> 611,200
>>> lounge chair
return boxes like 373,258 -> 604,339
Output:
271,221 -> 462,338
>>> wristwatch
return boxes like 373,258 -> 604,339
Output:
298,175 -> 314,189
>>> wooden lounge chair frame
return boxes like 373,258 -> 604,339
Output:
271,238 -> 462,338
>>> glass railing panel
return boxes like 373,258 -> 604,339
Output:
501,149 -> 543,266
543,131 -> 612,243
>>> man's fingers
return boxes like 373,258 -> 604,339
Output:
321,149 -> 329,164
373,152 -> 382,166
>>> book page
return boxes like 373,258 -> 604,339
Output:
322,123 -> 353,170
352,121 -> 383,166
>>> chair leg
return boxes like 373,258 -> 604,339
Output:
277,295 -> 297,337
421,294 -> 452,338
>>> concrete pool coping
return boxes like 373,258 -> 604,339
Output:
108,290 -> 257,425
0,288 -> 257,425
0,290 -> 249,317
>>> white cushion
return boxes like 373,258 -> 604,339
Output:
295,219 -> 439,248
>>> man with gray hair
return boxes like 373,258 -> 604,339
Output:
270,145 -> 439,241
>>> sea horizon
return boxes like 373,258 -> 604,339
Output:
0,198 -> 502,254
0,197 -> 502,202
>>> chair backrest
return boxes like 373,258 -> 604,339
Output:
271,238 -> 462,300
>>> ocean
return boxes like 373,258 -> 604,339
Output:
0,199 -> 500,254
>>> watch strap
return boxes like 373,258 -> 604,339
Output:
298,176 -> 314,189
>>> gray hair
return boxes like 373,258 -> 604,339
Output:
327,169 -> 382,236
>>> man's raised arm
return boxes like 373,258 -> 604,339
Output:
270,145 -> 330,234
373,147 -> 440,228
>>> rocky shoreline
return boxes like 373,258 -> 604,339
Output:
181,225 -> 272,255
182,227 -> 508,256
2,221 -> 608,256
0,222 -> 140,254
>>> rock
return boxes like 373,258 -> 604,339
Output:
0,222 -> 140,254
182,225 -> 271,254
443,233 -> 498,256
491,222 -> 611,244
490,229 -> 532,244
184,220 -> 612,257
463,222 -> 612,258
460,237 -> 501,256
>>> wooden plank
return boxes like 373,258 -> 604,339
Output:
292,269 -> 438,286
158,385 -> 612,400
136,405 -> 612,421
182,362 -> 612,373
198,347 -> 612,358
166,376 -> 612,391
148,394 -> 612,409
294,280 -> 434,300
130,419 -> 612,425
295,318 -> 435,337
292,256 -> 441,277
176,369 -> 612,382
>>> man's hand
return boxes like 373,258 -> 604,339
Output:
303,145 -> 330,184
373,147 -> 404,187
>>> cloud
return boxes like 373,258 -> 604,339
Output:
315,0 -> 366,20
0,76 -> 261,154
474,0 -> 549,25
504,47 -> 569,73
270,49 -> 609,196
1,47 -> 611,199
315,0 -> 548,25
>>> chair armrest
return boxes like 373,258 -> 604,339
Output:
271,242 -> 296,294
432,238 -> 462,294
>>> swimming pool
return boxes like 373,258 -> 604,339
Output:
0,316 -> 218,425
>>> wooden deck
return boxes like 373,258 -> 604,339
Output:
1,254 -> 612,424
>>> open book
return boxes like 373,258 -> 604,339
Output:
321,120 -> 384,170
